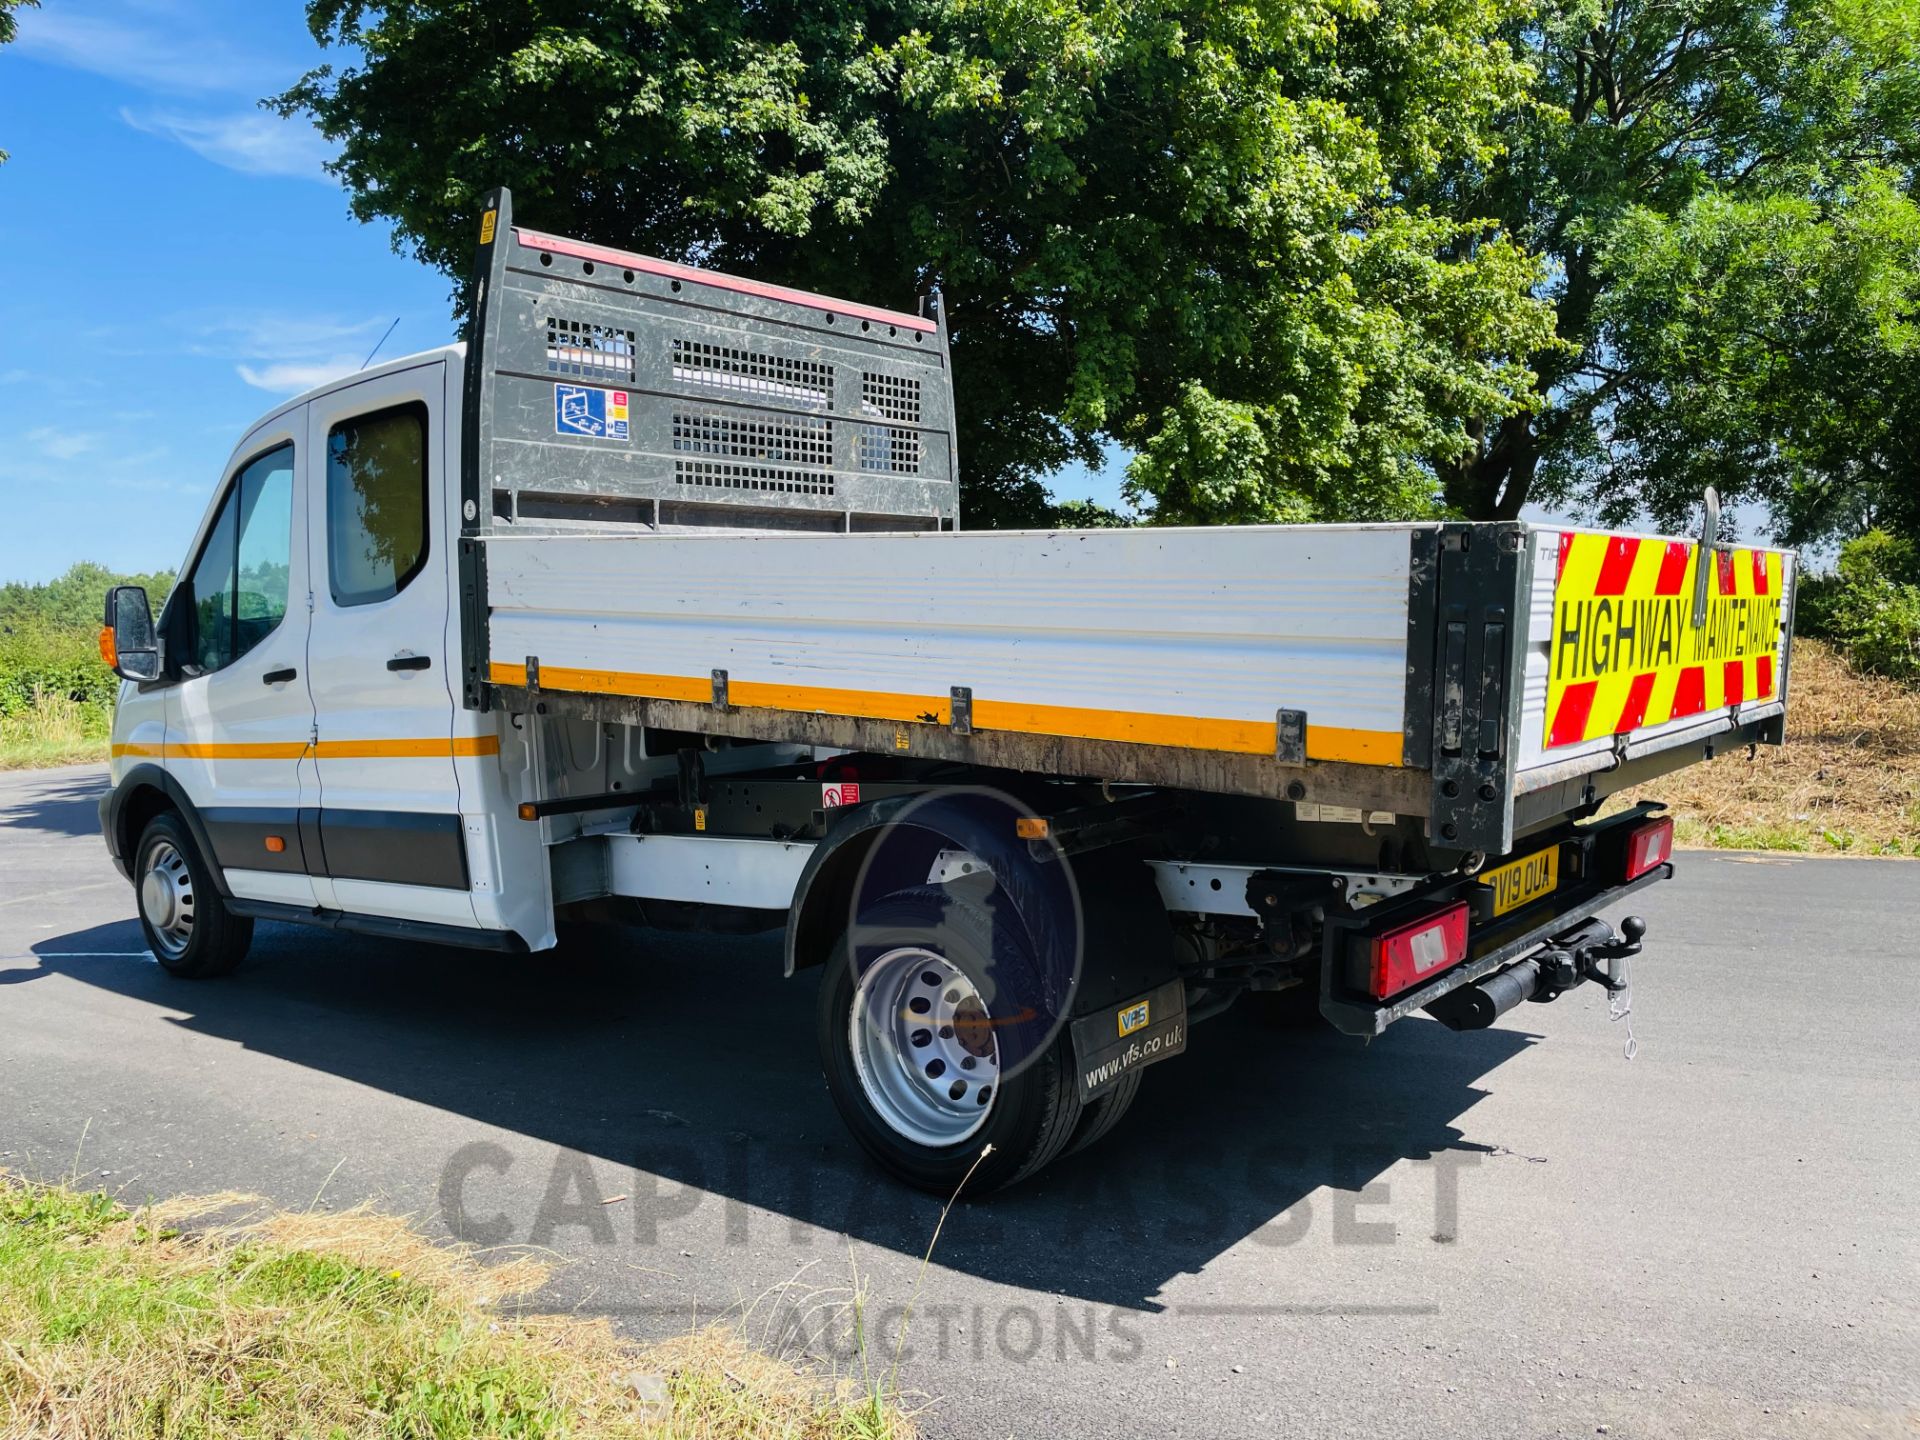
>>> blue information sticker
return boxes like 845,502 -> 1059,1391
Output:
553,384 -> 630,441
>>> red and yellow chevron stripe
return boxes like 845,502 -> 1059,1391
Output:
1544,532 -> 1786,751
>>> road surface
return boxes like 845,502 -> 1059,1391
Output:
1,764 -> 1914,1438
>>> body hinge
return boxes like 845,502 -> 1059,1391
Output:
1275,709 -> 1307,765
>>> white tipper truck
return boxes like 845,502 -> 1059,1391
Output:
98,189 -> 1798,1192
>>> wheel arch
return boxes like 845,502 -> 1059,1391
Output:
784,791 -> 1062,979
783,800 -> 900,977
784,790 -> 1180,1017
106,764 -> 232,898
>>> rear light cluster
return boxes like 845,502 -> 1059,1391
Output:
1370,901 -> 1469,999
1624,816 -> 1674,880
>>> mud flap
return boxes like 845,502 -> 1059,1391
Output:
1069,978 -> 1187,1101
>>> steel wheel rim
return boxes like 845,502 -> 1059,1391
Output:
139,839 -> 195,959
850,947 -> 1000,1147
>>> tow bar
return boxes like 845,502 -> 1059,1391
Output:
1427,915 -> 1646,1032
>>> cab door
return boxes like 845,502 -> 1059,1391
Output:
164,413 -> 320,906
302,362 -> 476,927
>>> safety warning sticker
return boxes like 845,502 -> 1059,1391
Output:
553,383 -> 629,441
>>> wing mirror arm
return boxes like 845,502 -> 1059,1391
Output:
101,585 -> 163,683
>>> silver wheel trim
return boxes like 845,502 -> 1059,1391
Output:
139,839 -> 196,959
849,947 -> 1001,1148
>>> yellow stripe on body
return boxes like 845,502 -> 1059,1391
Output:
110,736 -> 501,760
488,661 -> 1402,766
315,735 -> 501,759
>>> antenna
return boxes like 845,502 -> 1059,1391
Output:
360,317 -> 401,370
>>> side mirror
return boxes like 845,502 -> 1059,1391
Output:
101,585 -> 161,683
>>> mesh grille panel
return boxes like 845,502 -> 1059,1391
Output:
547,317 -> 636,381
861,371 -> 921,423
673,339 -> 832,409
673,408 -> 833,468
675,459 -> 835,497
857,425 -> 923,474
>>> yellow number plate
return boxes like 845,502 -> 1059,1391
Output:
1481,847 -> 1560,918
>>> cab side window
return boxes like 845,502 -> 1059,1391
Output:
327,403 -> 428,607
180,444 -> 294,675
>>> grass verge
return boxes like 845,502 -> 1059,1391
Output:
1612,638 -> 1920,856
0,692 -> 110,770
0,1176 -> 911,1440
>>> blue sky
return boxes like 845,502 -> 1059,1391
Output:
0,0 -> 477,582
0,0 -> 1128,585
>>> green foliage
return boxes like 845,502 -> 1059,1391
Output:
1797,530 -> 1920,680
1588,174 -> 1920,545
0,0 -> 33,45
279,0 -> 1555,527
0,562 -> 173,719
1431,0 -> 1920,538
1044,497 -> 1133,529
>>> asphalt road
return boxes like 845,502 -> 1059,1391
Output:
2,764 -> 1915,1439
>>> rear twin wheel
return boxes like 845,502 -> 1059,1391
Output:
816,886 -> 1141,1194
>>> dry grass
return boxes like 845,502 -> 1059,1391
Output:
0,693 -> 110,771
0,1177 -> 911,1440
1611,638 -> 1920,856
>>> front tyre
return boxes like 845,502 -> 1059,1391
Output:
134,812 -> 253,979
817,887 -> 1083,1195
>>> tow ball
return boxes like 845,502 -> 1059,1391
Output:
1530,914 -> 1646,1004
1427,916 -> 1647,1031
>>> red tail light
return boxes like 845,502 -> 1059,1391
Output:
1371,902 -> 1470,999
1624,816 -> 1674,880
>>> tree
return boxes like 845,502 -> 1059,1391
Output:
279,0 -> 1556,526
1593,177 -> 1919,544
0,1 -> 33,48
1429,0 -> 1920,539
0,562 -> 175,635
0,0 -> 38,164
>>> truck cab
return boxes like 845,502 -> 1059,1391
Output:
100,350 -> 556,949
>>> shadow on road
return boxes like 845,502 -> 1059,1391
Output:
0,769 -> 108,840
30,917 -> 1534,1309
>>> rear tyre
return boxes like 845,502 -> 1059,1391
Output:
134,812 -> 253,979
817,886 -> 1083,1195
1063,1069 -> 1142,1156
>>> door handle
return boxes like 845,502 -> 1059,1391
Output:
387,654 -> 432,672
262,667 -> 297,685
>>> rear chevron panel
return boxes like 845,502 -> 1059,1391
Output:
1519,528 -> 1794,776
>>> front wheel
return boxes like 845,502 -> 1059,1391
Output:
816,887 -> 1085,1195
134,812 -> 253,978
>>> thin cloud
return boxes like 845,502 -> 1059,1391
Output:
236,356 -> 365,394
122,108 -> 333,180
13,8 -> 280,95
197,313 -> 390,362
26,426 -> 99,462
190,311 -> 392,394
